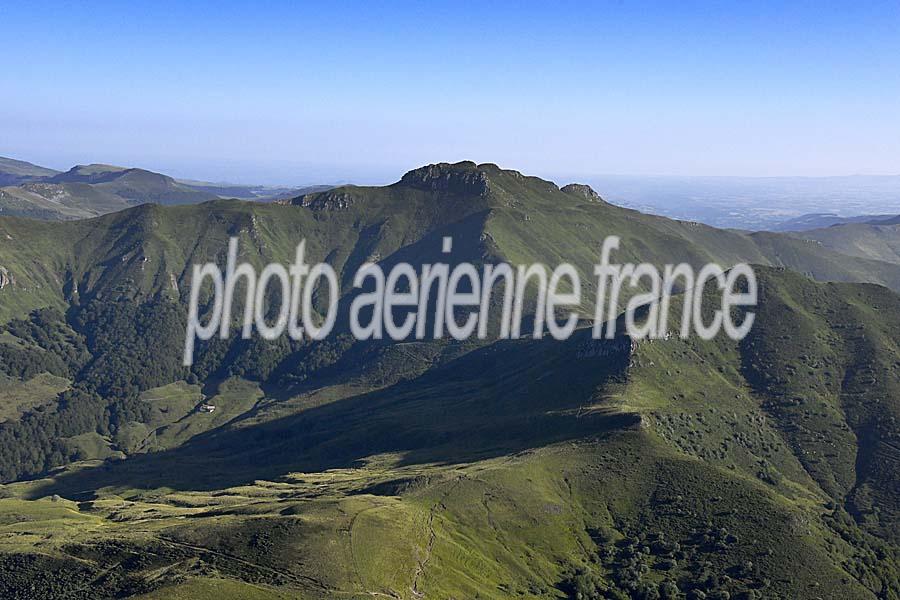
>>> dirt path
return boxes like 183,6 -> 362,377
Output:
411,477 -> 463,598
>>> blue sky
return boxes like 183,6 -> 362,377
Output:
2,1 -> 899,184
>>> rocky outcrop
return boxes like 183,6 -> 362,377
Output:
561,183 -> 604,202
398,162 -> 490,196
294,190 -> 357,210
0,266 -> 15,290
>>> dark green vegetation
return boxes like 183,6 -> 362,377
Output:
0,162 -> 898,598
0,157 -> 318,221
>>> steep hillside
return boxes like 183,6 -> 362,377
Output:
0,162 -> 899,598
0,268 -> 897,599
1,161 -> 899,323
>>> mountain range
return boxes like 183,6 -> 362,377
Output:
0,157 -> 325,221
0,161 -> 897,599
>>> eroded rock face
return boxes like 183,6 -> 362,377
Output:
298,190 -> 356,210
399,162 -> 490,196
561,183 -> 603,202
0,266 -> 14,290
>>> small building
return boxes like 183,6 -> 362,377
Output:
199,403 -> 216,413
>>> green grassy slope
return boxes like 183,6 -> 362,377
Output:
1,162 -> 899,324
0,267 -> 893,598
788,223 -> 900,265
0,181 -> 133,220
0,372 -> 69,422
0,162 -> 898,598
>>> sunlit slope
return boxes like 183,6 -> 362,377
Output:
1,162 -> 899,598
1,267 -> 895,598
618,267 -> 900,544
2,162 -> 900,325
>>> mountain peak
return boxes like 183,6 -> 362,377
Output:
76,163 -> 126,171
398,161 -> 492,196
561,183 -> 603,202
49,163 -> 132,184
68,163 -> 129,176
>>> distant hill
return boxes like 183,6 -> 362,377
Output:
45,163 -> 132,184
46,163 -> 219,206
0,156 -> 60,186
0,160 -> 219,220
788,221 -> 900,265
773,212 -> 898,231
0,156 -> 332,221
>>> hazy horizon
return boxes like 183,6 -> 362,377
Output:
3,151 -> 900,189
4,150 -> 897,230
4,1 -> 899,183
